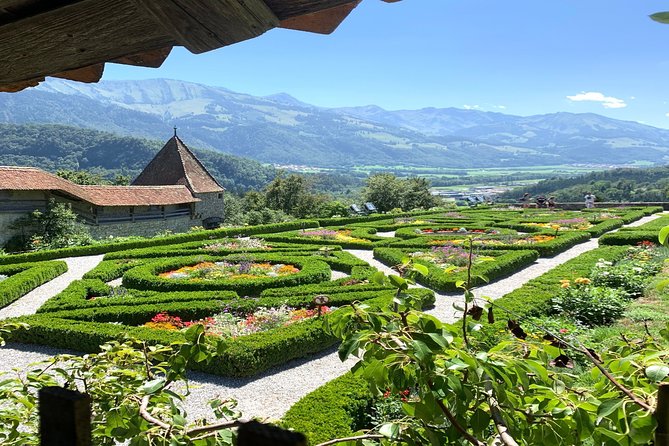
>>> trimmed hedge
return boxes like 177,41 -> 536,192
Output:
103,241 -> 325,261
82,259 -> 147,282
0,220 -> 320,265
281,372 -> 373,445
257,227 -> 391,249
394,225 -> 516,240
37,279 -> 240,313
122,254 -> 332,295
373,248 -> 539,292
11,287 -> 435,377
598,231 -> 656,246
0,260 -> 68,308
476,245 -> 629,347
388,230 -> 591,257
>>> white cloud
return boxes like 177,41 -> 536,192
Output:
665,112 -> 669,118
494,105 -> 507,110
566,91 -> 627,109
463,104 -> 481,110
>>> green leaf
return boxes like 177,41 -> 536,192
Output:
371,271 -> 387,286
646,365 -> 669,382
140,378 -> 165,395
183,323 -> 205,343
426,332 -> 451,349
411,339 -> 432,361
412,263 -> 429,276
597,398 -> 623,419
659,225 -> 669,246
338,334 -> 361,361
389,275 -> 407,290
379,423 -> 400,439
650,12 -> 669,24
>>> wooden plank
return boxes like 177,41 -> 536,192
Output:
0,0 -> 175,84
39,386 -> 91,446
279,0 -> 359,34
136,0 -> 279,54
53,63 -> 105,83
263,0 -> 358,20
0,78 -> 43,93
112,46 -> 173,68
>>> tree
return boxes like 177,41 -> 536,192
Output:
363,174 -> 402,213
56,169 -> 110,185
19,199 -> 92,250
363,174 -> 439,212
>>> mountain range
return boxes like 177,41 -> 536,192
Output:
0,78 -> 668,168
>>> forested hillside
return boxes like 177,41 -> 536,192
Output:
0,124 -> 276,192
500,166 -> 669,202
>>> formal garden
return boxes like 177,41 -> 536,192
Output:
2,205 -> 669,445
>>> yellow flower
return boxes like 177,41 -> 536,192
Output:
574,277 -> 591,285
559,279 -> 571,288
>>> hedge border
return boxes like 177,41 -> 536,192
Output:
373,248 -> 539,292
0,260 -> 68,308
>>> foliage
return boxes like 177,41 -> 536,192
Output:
0,260 -> 68,309
363,173 -> 440,212
0,123 -> 276,194
56,169 -> 129,185
10,199 -> 93,251
0,325 -> 243,446
550,282 -> 628,326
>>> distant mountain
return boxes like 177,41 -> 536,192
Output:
0,78 -> 668,168
0,124 -> 275,193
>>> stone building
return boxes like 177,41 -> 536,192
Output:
0,135 -> 225,245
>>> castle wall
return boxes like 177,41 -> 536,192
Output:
87,215 -> 194,239
193,192 -> 224,227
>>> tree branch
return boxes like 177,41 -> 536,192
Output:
484,380 -> 519,446
139,395 -> 171,430
429,380 -> 484,446
315,433 -> 385,446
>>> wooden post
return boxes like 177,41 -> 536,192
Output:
656,383 -> 669,446
237,420 -> 306,446
39,386 -> 91,446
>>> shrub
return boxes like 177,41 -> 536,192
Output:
549,284 -> 628,327
0,260 -> 68,308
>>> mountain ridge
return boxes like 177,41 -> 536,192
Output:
0,78 -> 665,168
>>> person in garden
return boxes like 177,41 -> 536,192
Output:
519,192 -> 531,208
584,192 -> 596,209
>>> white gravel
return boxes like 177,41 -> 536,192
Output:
107,277 -> 123,287
0,212 -> 664,422
375,231 -> 396,238
0,254 -> 104,319
331,270 -> 349,281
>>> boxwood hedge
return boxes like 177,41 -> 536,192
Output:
0,220 -> 320,265
121,254 -> 332,295
373,248 -> 539,292
0,260 -> 68,309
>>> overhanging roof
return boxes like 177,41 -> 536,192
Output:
0,0 -> 399,93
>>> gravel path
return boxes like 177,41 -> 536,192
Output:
0,212 -> 663,422
0,254 -> 104,319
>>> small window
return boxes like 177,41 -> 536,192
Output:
218,193 -> 223,199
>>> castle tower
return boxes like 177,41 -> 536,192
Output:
133,135 -> 224,228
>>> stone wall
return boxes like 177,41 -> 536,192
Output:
87,215 -> 194,239
193,192 -> 224,224
0,212 -> 30,246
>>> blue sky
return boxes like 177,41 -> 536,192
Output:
103,0 -> 669,128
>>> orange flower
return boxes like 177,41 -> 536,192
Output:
559,279 -> 571,288
574,277 -> 591,285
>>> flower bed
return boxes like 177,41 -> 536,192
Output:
158,261 -> 300,281
144,305 -> 332,337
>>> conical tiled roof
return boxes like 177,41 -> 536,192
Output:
132,136 -> 224,194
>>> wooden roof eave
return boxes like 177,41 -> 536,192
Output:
0,0 -> 402,93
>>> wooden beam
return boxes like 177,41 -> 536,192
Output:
0,0 -> 175,84
279,1 -> 359,34
112,46 -> 173,68
53,63 -> 104,83
135,0 -> 279,54
0,78 -> 43,93
264,0 -> 358,20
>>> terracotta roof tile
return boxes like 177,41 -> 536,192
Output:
0,166 -> 199,207
132,136 -> 224,194
81,185 -> 199,206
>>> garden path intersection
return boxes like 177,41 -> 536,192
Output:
0,212 -> 663,421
